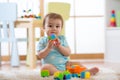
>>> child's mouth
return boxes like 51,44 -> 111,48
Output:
51,32 -> 55,34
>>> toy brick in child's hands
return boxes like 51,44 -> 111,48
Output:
48,33 -> 56,40
48,33 -> 60,47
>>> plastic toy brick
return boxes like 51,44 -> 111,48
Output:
54,71 -> 64,80
54,71 -> 72,80
67,65 -> 87,74
41,70 -> 50,77
48,33 -> 56,40
81,71 -> 90,79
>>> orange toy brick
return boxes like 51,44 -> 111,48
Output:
67,65 -> 87,74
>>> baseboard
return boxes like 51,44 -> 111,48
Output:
70,53 -> 104,59
1,53 -> 104,61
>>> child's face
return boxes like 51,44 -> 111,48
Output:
44,18 -> 62,36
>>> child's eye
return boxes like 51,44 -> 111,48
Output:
56,26 -> 60,28
48,25 -> 52,27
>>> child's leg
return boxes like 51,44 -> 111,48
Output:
41,64 -> 60,75
66,61 -> 99,75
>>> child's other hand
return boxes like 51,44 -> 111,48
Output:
46,40 -> 54,49
54,38 -> 60,47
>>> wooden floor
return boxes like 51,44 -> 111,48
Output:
0,59 -> 120,74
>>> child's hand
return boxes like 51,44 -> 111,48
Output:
54,38 -> 60,47
46,40 -> 54,49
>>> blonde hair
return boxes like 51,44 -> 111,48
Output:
43,13 -> 64,29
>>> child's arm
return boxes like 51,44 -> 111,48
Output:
57,44 -> 71,57
38,40 -> 54,59
55,38 -> 71,57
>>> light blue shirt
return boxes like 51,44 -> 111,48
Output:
37,35 -> 69,71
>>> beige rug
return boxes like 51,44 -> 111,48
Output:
0,68 -> 119,80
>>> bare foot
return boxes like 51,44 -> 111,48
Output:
87,67 -> 99,75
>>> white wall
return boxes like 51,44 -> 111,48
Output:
0,0 -> 105,55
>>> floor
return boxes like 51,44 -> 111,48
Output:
78,59 -> 120,75
0,59 -> 120,80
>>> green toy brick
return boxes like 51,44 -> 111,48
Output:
41,70 -> 50,77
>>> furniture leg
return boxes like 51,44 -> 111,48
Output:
26,24 -> 37,69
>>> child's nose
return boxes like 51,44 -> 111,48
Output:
53,26 -> 57,30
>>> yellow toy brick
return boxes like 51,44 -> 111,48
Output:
85,71 -> 90,78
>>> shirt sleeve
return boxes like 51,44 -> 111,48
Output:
36,37 -> 45,52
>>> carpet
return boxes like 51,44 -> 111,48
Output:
0,68 -> 120,80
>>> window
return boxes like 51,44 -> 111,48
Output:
0,0 -> 40,17
0,0 -> 40,56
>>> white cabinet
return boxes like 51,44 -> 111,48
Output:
105,0 -> 120,62
105,28 -> 120,62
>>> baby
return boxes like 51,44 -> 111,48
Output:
37,13 -> 99,75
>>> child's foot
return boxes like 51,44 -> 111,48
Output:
87,67 -> 99,75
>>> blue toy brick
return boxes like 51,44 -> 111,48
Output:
72,74 -> 78,77
54,77 -> 60,80
75,74 -> 79,78
64,74 -> 71,79
71,74 -> 74,77
48,33 -> 56,40
50,33 -> 56,40
81,72 -> 85,78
